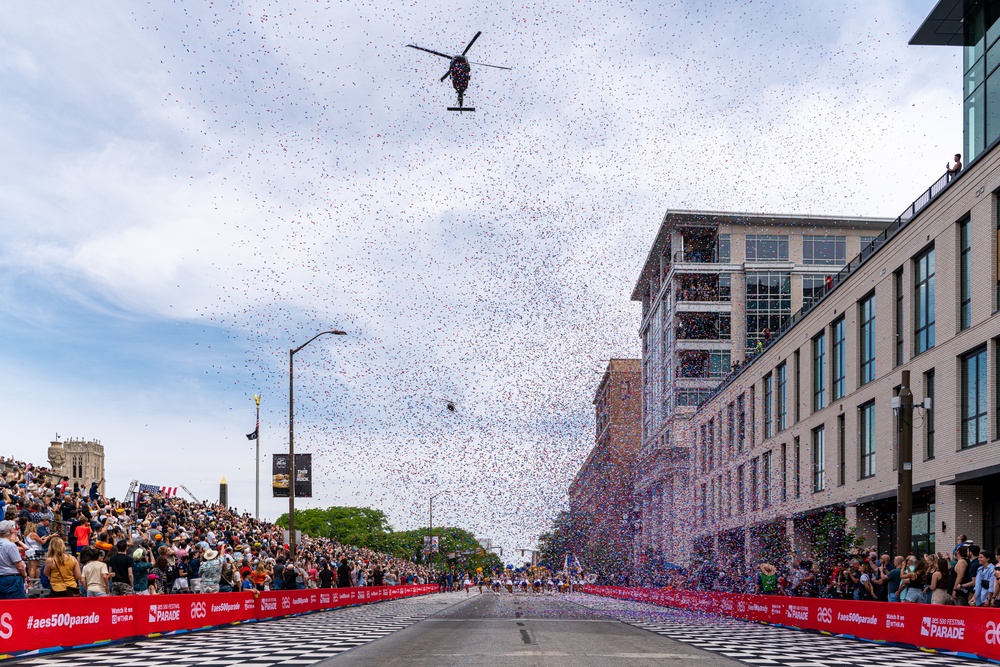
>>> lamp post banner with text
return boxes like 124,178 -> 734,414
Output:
272,453 -> 312,498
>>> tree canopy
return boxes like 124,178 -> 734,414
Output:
275,506 -> 501,572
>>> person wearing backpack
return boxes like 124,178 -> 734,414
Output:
757,562 -> 778,595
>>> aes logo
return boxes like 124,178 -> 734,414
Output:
816,608 -> 834,624
986,621 -> 1000,645
0,612 -> 12,640
190,602 -> 207,619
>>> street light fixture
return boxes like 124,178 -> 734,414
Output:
288,329 -> 347,559
429,490 -> 450,564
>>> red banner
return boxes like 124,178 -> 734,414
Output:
583,585 -> 1000,661
0,584 -> 438,659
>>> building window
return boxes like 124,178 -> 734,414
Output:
960,219 -> 972,331
781,442 -> 788,502
914,248 -> 936,355
831,316 -> 846,400
709,351 -> 732,378
737,464 -> 745,512
750,385 -> 756,448
718,234 -> 731,263
777,362 -> 787,431
859,292 -> 876,385
746,272 -> 792,346
794,437 -> 801,499
813,332 -> 826,412
700,483 -> 708,520
794,350 -> 801,423
861,235 -> 879,253
708,418 -> 716,470
837,414 -> 846,486
762,450 -> 772,508
751,458 -> 760,511
813,426 -> 826,493
894,269 -> 904,367
860,400 -> 876,478
763,373 -> 774,439
737,393 -> 746,452
803,275 -> 832,306
803,235 -> 846,265
962,346 -> 989,448
925,369 -> 935,460
727,402 -> 736,458
677,389 -> 714,407
746,235 -> 789,262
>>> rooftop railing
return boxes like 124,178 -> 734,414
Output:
696,169 -> 956,409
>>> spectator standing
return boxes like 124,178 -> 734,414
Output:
930,557 -> 951,604
108,539 -> 135,596
0,520 -> 26,599
319,562 -> 334,588
132,548 -> 153,595
73,512 -> 92,554
43,537 -> 83,597
199,548 -> 222,593
886,556 -> 903,602
81,548 -> 110,596
188,548 -> 202,593
756,562 -> 777,594
953,545 -> 973,605
975,550 -> 995,606
947,153 -> 963,181
337,557 -> 352,588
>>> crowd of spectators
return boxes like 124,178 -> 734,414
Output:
0,456 -> 437,599
654,538 -> 1000,607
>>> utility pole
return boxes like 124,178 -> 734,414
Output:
896,370 -> 914,557
254,394 -> 261,521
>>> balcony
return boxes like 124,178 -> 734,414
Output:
677,350 -> 732,380
676,313 -> 731,341
675,274 -> 731,304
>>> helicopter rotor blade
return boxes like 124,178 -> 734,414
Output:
462,31 -> 482,55
469,61 -> 512,70
406,44 -> 454,60
440,68 -> 452,82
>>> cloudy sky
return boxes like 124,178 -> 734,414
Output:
0,0 -> 959,554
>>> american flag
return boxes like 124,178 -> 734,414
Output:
138,483 -> 177,498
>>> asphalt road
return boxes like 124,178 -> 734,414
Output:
318,592 -> 741,667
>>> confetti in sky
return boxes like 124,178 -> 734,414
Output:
0,0 -> 961,552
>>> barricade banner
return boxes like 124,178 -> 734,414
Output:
0,584 -> 438,659
583,585 -> 1000,662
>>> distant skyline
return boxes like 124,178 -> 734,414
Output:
0,1 -> 959,553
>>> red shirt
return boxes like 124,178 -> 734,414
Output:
74,524 -> 91,547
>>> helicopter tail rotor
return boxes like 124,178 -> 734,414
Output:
462,31 -> 481,55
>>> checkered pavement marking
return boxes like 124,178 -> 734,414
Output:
570,594 -> 987,667
9,593 -> 466,667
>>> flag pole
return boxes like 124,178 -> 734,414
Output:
254,394 -> 261,521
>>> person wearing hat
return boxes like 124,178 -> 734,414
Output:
199,548 -> 222,593
0,520 -> 27,599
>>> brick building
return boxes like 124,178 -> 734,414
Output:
569,358 -> 641,580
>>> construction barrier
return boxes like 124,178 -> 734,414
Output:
0,584 -> 438,660
583,585 -> 1000,662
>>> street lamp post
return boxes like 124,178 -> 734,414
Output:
254,394 -> 261,521
429,491 -> 450,565
288,329 -> 346,560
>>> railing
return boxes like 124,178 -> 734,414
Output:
696,169 -> 955,409
676,289 -> 730,303
673,249 -> 721,263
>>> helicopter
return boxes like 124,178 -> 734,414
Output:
406,31 -> 510,112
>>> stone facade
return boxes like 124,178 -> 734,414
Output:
630,211 -> 891,566
48,438 -> 105,495
682,144 -> 1000,564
